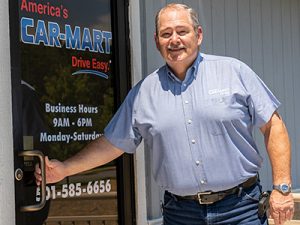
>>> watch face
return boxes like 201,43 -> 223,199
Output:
281,184 -> 289,192
273,183 -> 291,194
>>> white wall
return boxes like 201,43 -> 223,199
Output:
0,0 -> 16,224
129,0 -> 148,224
136,0 -> 300,220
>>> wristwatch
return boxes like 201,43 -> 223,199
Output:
273,183 -> 292,194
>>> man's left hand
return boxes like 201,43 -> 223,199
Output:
269,190 -> 294,225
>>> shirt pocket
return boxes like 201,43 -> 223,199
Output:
202,96 -> 234,135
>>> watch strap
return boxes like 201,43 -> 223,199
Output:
273,183 -> 292,194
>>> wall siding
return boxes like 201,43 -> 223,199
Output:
139,0 -> 300,219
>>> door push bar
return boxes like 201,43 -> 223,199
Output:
16,150 -> 46,212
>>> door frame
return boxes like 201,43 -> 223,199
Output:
9,0 -> 135,224
111,0 -> 136,224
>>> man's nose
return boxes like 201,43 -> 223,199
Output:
170,33 -> 180,43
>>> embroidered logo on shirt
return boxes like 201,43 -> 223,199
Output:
208,88 -> 230,96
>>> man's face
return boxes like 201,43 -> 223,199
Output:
155,8 -> 203,67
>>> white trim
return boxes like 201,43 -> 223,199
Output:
134,142 -> 148,225
148,218 -> 163,225
0,1 -> 16,225
129,0 -> 143,86
129,0 -> 148,225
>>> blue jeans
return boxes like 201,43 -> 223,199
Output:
163,182 -> 268,225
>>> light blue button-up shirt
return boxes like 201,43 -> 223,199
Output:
104,53 -> 280,196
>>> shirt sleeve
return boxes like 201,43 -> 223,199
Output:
104,85 -> 142,154
239,61 -> 281,128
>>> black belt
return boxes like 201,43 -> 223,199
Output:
169,176 -> 258,205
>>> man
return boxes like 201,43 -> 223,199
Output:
36,3 -> 294,225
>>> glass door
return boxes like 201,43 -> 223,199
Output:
10,0 -> 134,224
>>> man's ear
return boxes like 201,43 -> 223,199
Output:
197,26 -> 203,46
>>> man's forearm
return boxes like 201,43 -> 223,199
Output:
261,112 -> 291,184
63,136 -> 124,177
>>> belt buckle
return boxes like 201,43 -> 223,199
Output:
197,192 -> 214,204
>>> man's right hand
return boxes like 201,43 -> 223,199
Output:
34,156 -> 67,185
34,137 -> 124,186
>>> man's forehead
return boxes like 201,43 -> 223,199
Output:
158,9 -> 192,28
160,8 -> 188,19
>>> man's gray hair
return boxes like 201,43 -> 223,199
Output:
155,3 -> 200,35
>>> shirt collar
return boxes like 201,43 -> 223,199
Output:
166,52 -> 203,82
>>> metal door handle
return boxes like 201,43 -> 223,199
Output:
18,150 -> 46,212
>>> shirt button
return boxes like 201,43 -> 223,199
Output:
185,100 -> 189,104
188,119 -> 192,124
191,139 -> 196,144
200,180 -> 206,184
195,160 -> 200,165
183,83 -> 187,87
